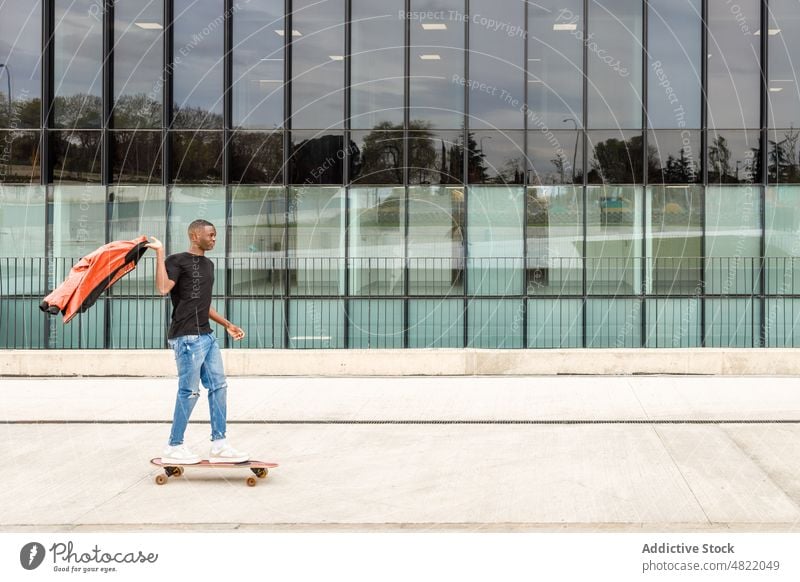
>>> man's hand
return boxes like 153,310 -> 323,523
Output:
145,236 -> 164,252
226,324 -> 246,341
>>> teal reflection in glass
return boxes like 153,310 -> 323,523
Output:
349,187 -> 404,296
645,298 -> 700,348
109,298 -> 166,348
646,185 -> 702,294
168,186 -> 226,295
586,186 -> 643,295
527,299 -> 582,348
109,185 -> 166,294
408,186 -> 464,295
289,299 -> 344,348
348,300 -> 403,348
467,186 -> 524,295
468,299 -> 523,348
0,185 -> 45,295
48,298 -> 105,349
229,299 -> 285,348
765,186 -> 800,294
0,299 -> 45,348
288,187 -> 345,295
704,298 -> 760,347
704,186 -> 761,295
408,299 -> 464,348
230,186 -> 285,296
586,298 -> 641,347
526,186 -> 582,296
766,298 -> 800,348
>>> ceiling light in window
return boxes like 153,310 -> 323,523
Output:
553,23 -> 577,31
421,23 -> 447,30
419,54 -> 441,60
135,22 -> 163,30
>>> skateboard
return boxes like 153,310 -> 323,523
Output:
150,458 -> 279,487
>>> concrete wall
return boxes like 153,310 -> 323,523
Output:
1,349 -> 799,376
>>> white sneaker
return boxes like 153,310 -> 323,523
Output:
162,444 -> 201,465
209,442 -> 249,463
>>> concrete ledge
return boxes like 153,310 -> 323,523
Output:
1,348 -> 799,376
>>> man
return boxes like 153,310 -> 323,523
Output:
146,219 -> 248,464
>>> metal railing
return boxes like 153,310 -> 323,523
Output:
1,256 -> 799,349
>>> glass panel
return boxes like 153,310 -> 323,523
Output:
290,131 -> 344,184
527,129 -> 583,185
768,2 -> 800,128
467,186 -> 524,295
109,299 -> 166,348
409,0 -> 464,129
170,131 -> 223,183
54,0 -> 102,128
646,185 -> 703,294
228,299 -> 285,348
229,131 -> 283,184
587,131 -> 644,184
527,0 -> 583,129
47,296 -> 105,348
526,186 -> 583,296
291,0 -> 344,129
587,0 -> 642,129
173,0 -> 224,129
232,0 -> 284,129
408,129 -> 463,185
0,0 -> 41,128
468,0 -> 525,130
586,298 -> 641,347
111,130 -> 163,183
765,186 -> 800,294
289,299 -> 345,348
646,298 -> 700,347
349,187 -> 404,296
766,298 -> 800,348
287,186 -> 345,295
0,185 -> 45,296
467,131 -> 524,184
108,185 -> 166,294
467,299 -> 524,348
704,185 -> 761,295
113,0 -> 164,128
704,298 -> 760,347
646,0 -> 701,129
527,299 -> 582,348
51,130 -> 103,183
230,186 -> 285,296
350,130 -> 403,185
408,299 -> 464,348
51,185 -> 106,260
707,0 -> 760,129
0,299 -> 46,348
707,130 -> 760,184
167,186 -> 226,294
351,0 -> 404,129
348,300 -> 404,348
648,129 -> 701,184
408,185 -> 464,295
586,185 -> 643,294
0,130 -> 40,183
767,128 -> 800,183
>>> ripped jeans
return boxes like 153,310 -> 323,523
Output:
167,332 -> 227,446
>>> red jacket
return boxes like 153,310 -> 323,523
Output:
40,235 -> 150,323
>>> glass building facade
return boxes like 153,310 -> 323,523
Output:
1,0 -> 800,349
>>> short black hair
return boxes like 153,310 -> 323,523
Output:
188,219 -> 215,235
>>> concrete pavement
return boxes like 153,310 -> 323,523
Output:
1,376 -> 800,532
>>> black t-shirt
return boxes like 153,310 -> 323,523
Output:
165,252 -> 214,339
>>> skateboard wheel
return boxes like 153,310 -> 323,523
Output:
155,474 -> 167,485
251,468 -> 268,479
175,467 -> 185,477
246,477 -> 257,487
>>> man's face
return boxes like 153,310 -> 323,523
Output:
191,225 -> 217,252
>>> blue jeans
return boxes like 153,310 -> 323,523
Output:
167,332 -> 227,446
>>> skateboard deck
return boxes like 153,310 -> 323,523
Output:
150,458 -> 278,486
